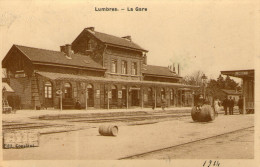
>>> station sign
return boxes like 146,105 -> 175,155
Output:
235,71 -> 248,76
56,90 -> 62,95
15,73 -> 26,78
118,90 -> 122,99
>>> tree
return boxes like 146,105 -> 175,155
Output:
207,79 -> 225,100
182,70 -> 205,96
182,70 -> 204,86
217,74 -> 225,89
224,75 -> 239,90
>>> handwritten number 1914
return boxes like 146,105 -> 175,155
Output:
203,160 -> 220,167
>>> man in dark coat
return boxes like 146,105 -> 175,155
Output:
237,96 -> 243,114
222,96 -> 229,115
228,97 -> 234,115
75,99 -> 81,109
196,95 -> 204,111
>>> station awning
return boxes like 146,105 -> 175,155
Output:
221,69 -> 254,79
36,71 -> 198,89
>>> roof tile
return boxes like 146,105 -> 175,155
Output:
142,65 -> 181,78
15,45 -> 104,70
85,29 -> 147,52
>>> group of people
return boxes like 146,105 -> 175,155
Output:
222,96 -> 243,115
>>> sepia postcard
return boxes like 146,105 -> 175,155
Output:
0,0 -> 259,167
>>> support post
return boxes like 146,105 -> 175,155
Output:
60,85 -> 62,111
243,96 -> 246,115
126,87 -> 129,109
191,92 -> 194,107
85,89 -> 88,111
154,87 -> 157,109
107,90 -> 110,110
242,79 -> 246,115
60,93 -> 62,111
141,87 -> 144,109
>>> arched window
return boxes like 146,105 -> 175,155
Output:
87,84 -> 93,89
64,82 -> 71,88
44,81 -> 52,98
161,88 -> 165,99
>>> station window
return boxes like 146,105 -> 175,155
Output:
111,60 -> 117,73
44,81 -> 52,98
132,62 -> 137,75
122,61 -> 127,74
87,40 -> 92,50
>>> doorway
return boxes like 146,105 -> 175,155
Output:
64,82 -> 72,99
44,81 -> 53,107
147,87 -> 153,106
131,87 -> 139,106
87,84 -> 94,107
122,86 -> 127,107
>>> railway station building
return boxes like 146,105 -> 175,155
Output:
2,27 -> 197,110
221,69 -> 254,114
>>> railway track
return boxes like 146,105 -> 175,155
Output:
2,122 -> 70,131
67,113 -> 191,123
118,126 -> 254,160
2,110 -> 226,131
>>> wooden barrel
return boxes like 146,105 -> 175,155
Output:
99,125 -> 118,136
191,105 -> 215,122
191,107 -> 199,121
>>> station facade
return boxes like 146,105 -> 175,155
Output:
2,27 -> 196,110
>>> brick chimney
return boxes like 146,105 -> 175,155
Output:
122,36 -> 132,42
60,44 -> 73,58
86,27 -> 95,32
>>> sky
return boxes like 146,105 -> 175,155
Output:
0,0 -> 257,81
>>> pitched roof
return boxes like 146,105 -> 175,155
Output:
14,45 -> 105,70
77,29 -> 147,52
221,89 -> 241,95
142,65 -> 181,78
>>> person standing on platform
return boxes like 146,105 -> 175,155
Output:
214,99 -> 220,114
229,97 -> 234,115
237,96 -> 243,114
222,96 -> 229,115
161,98 -> 167,111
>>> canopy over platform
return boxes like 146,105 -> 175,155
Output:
36,71 -> 198,89
221,69 -> 254,79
